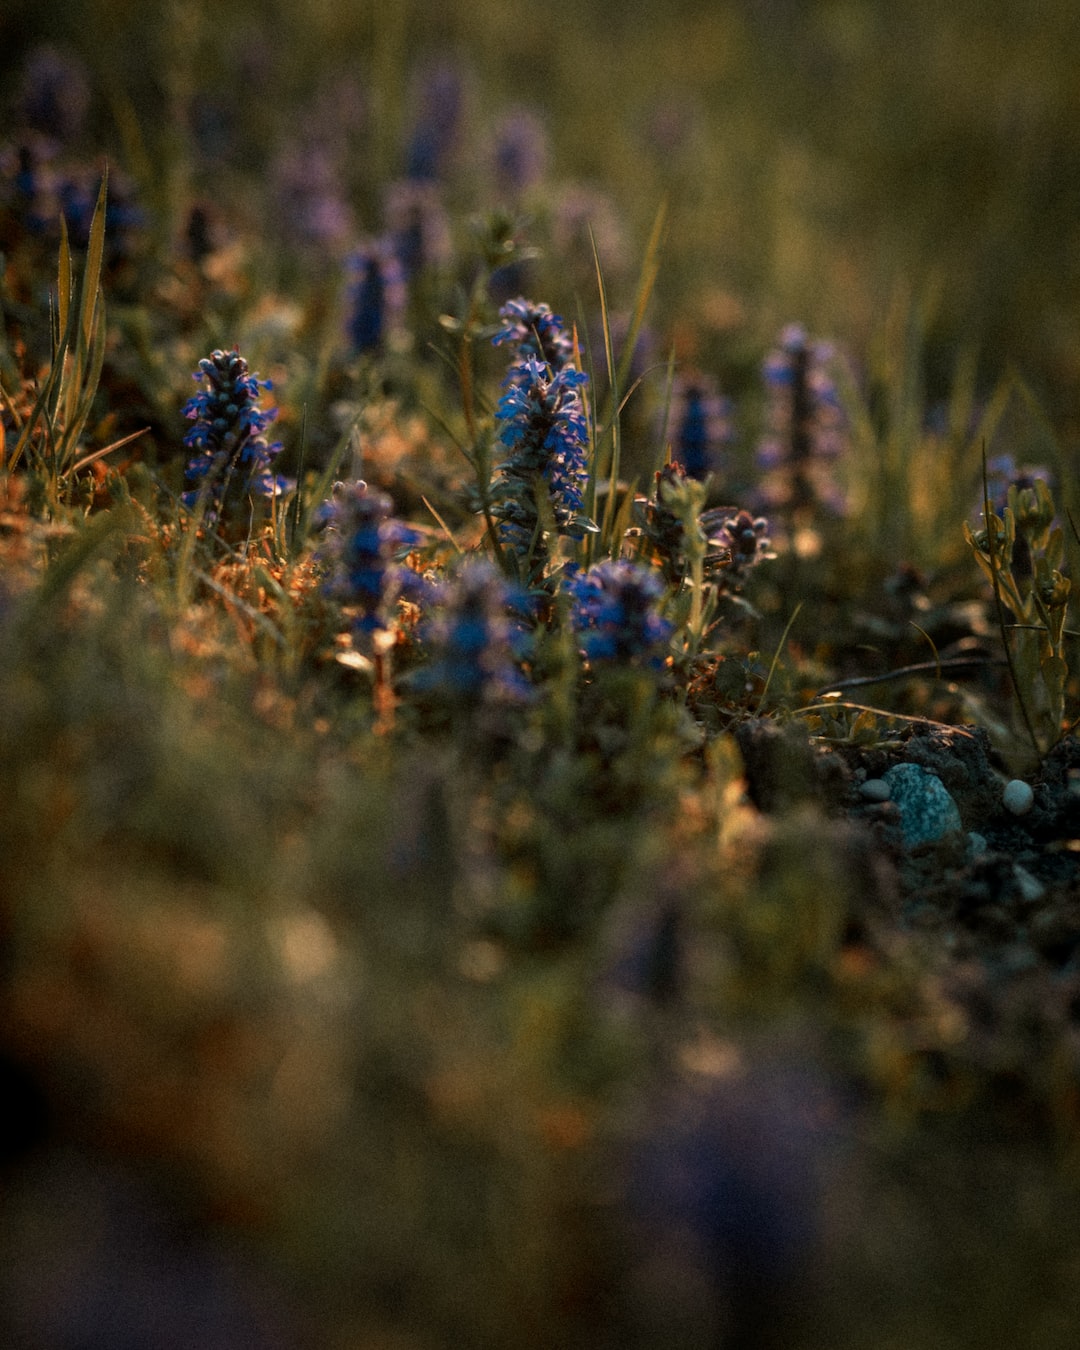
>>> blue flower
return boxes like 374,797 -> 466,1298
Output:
417,560 -> 532,710
493,298 -> 575,375
566,560 -> 673,669
181,349 -> 287,515
317,480 -> 426,636
345,240 -> 407,355
488,297 -> 597,580
1,143 -> 143,254
492,359 -> 592,569
756,323 -> 847,517
669,372 -> 734,482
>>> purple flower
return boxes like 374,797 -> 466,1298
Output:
713,509 -> 774,575
182,349 -> 287,516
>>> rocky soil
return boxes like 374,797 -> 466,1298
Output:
734,718 -> 1080,1122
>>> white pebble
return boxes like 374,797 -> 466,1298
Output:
859,778 -> 891,803
1002,779 -> 1034,815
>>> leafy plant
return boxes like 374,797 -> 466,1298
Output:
1,175 -> 144,510
964,471 -> 1073,752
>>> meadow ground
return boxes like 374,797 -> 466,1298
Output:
2,3 -> 1080,1346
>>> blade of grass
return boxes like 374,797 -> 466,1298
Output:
64,297 -> 108,475
286,404 -> 308,557
614,196 -> 666,396
9,292 -> 79,472
755,600 -> 802,715
69,424 -> 150,475
588,224 -> 621,556
652,344 -> 677,482
794,700 -> 978,737
422,495 -> 463,554
57,216 -> 72,341
79,171 -> 108,352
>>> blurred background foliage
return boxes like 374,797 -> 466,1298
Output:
5,0 -> 1080,425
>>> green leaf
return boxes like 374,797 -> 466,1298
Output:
79,170 -> 108,352
57,215 -> 72,343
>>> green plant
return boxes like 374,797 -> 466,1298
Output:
964,471 -> 1073,753
0,177 -> 144,512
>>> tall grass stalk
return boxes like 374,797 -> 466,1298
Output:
4,179 -> 111,507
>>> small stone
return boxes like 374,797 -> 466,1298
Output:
967,832 -> 988,858
859,778 -> 891,803
881,763 -> 963,847
1012,864 -> 1044,904
1002,779 -> 1034,816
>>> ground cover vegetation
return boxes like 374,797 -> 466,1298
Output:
1,2 -> 1080,1346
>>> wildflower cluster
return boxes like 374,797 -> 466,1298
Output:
182,349 -> 287,521
317,480 -> 426,639
0,43 -> 142,261
7,32 -> 1080,1350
